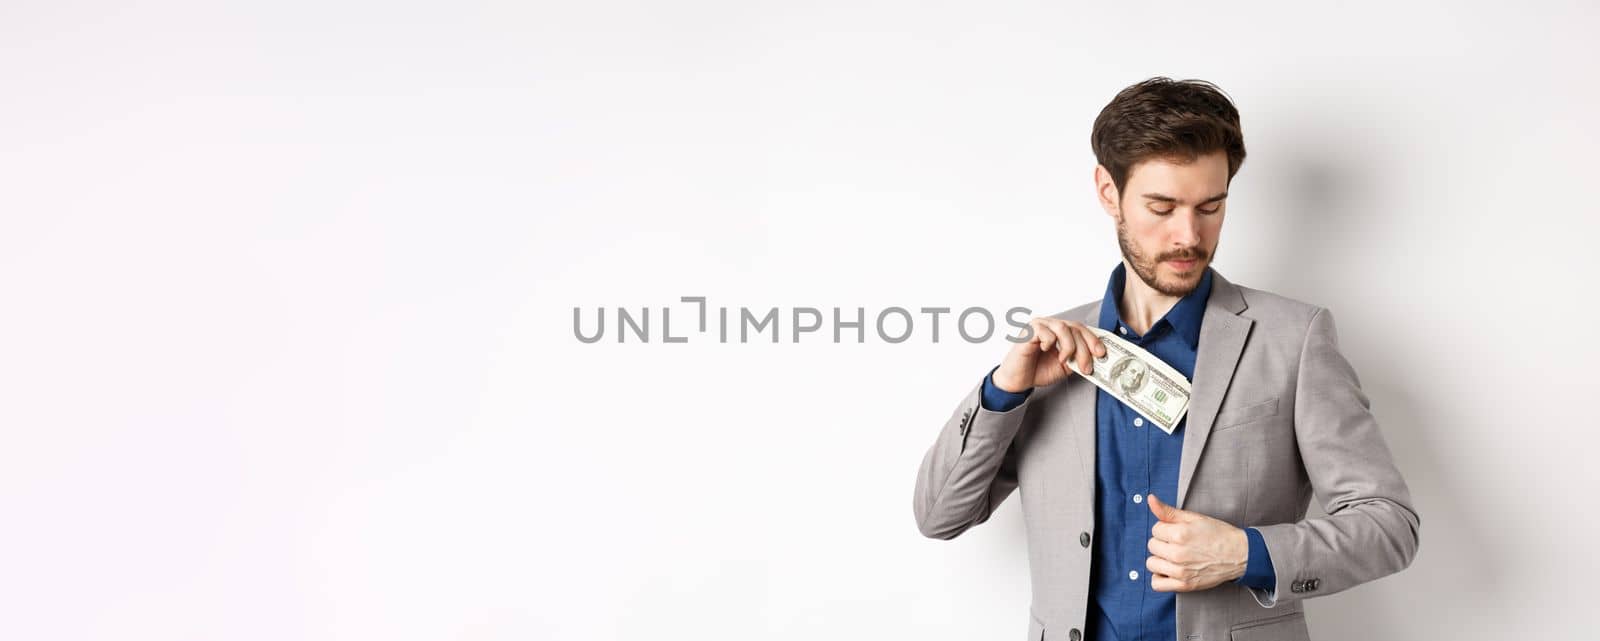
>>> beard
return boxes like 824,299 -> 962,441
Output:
1115,213 -> 1212,297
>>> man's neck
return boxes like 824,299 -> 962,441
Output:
1118,259 -> 1182,336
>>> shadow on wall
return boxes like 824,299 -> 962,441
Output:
1254,115 -> 1498,638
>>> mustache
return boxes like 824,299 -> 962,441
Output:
1157,249 -> 1207,262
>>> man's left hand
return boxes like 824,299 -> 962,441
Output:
1144,493 -> 1248,592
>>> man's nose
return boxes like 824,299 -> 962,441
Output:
1169,209 -> 1202,246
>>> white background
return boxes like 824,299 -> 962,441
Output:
2,1 -> 1596,639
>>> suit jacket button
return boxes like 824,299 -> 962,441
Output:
1290,580 -> 1305,593
1079,532 -> 1091,548
1070,629 -> 1081,641
1307,578 -> 1320,590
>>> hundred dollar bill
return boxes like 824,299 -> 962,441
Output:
1065,326 -> 1192,434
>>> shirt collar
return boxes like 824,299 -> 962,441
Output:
1096,261 -> 1214,349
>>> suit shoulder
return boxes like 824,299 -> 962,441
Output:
1233,283 -> 1326,328
1044,298 -> 1100,323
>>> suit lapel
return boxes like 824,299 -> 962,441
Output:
1176,271 -> 1252,509
1065,302 -> 1102,496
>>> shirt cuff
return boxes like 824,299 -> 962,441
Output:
980,365 -> 1032,412
1234,527 -> 1277,590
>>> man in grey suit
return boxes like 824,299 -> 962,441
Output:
912,77 -> 1420,641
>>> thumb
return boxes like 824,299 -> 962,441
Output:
1147,493 -> 1187,522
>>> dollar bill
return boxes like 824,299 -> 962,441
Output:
1065,326 -> 1192,434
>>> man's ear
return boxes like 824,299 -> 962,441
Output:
1094,164 -> 1121,219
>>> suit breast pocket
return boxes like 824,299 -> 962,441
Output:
1211,396 -> 1279,432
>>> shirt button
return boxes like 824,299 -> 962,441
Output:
1133,417 -> 1144,427
1129,570 -> 1139,581
1118,326 -> 1128,335
1133,494 -> 1143,504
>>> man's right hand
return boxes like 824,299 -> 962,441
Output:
991,317 -> 1107,393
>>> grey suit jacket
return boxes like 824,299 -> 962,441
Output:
913,270 -> 1420,641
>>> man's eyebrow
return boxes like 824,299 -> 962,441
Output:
1141,191 -> 1229,205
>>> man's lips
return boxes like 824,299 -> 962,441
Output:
1165,258 -> 1199,269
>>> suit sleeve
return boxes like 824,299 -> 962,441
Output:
1247,306 -> 1422,607
912,369 -> 1035,539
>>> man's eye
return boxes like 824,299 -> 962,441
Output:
1151,208 -> 1174,215
1199,206 -> 1221,214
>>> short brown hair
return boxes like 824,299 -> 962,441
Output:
1090,77 -> 1247,200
